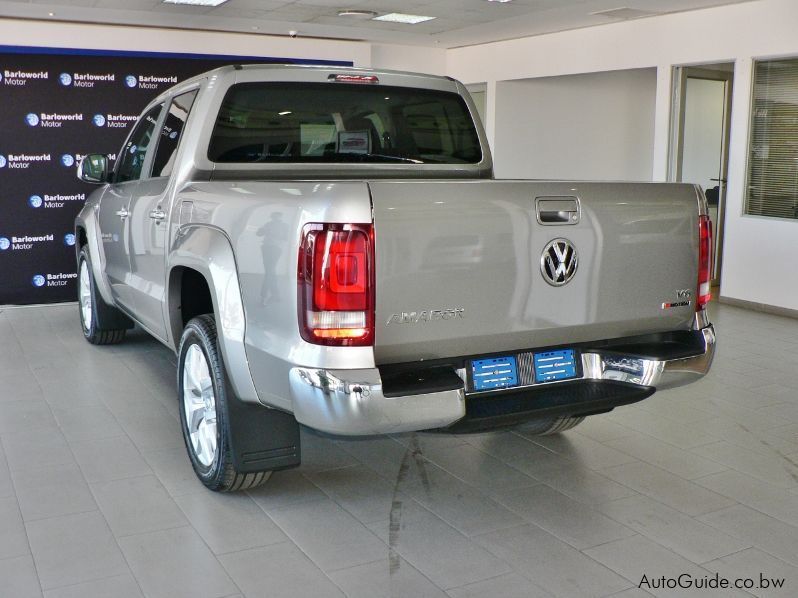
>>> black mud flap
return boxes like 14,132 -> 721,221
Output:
447,379 -> 655,433
91,278 -> 134,331
225,391 -> 301,474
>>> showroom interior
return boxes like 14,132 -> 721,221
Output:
2,0 -> 798,596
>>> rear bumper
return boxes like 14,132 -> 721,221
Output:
289,324 -> 715,436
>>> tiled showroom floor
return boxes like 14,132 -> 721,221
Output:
1,303 -> 798,597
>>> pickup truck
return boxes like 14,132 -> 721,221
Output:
74,64 -> 716,492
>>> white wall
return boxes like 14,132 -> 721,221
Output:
493,69 -> 656,181
447,0 -> 798,313
370,43 -> 446,76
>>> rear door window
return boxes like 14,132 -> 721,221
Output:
151,89 -> 199,178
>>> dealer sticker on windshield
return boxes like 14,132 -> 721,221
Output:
337,130 -> 371,154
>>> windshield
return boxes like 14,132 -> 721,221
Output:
208,82 -> 482,165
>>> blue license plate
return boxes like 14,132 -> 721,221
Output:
534,349 -> 577,382
471,356 -> 518,391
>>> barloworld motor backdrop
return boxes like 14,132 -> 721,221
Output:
0,46 -> 349,305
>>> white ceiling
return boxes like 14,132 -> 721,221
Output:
0,0 -> 759,48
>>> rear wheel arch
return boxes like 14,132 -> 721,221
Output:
167,226 -> 260,404
168,265 -> 215,343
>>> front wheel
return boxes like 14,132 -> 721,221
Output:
78,246 -> 128,345
177,314 -> 271,492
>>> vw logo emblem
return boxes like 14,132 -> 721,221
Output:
541,238 -> 578,286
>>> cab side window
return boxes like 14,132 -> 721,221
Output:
151,90 -> 199,178
115,103 -> 164,183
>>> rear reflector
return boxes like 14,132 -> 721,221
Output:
697,214 -> 713,311
298,223 -> 374,346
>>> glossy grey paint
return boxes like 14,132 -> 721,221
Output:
167,181 -> 376,409
371,180 -> 703,364
167,225 -> 260,404
128,176 -> 170,338
75,64 -> 715,432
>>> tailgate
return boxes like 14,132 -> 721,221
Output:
370,180 -> 701,364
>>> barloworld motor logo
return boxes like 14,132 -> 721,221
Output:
106,114 -> 137,128
93,114 -> 106,127
27,112 -> 83,128
30,192 -> 86,209
59,73 -> 72,86
5,234 -> 55,251
64,233 -> 76,247
33,272 -> 76,287
61,154 -> 75,168
3,69 -> 48,87
0,237 -> 10,251
0,153 -> 50,170
125,74 -> 177,89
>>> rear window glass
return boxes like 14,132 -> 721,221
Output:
208,82 -> 482,165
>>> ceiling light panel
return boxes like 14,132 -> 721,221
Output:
338,9 -> 378,18
373,13 -> 436,25
163,0 -> 229,6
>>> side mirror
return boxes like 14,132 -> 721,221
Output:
78,154 -> 109,184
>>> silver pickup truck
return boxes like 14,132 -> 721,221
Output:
75,64 -> 715,492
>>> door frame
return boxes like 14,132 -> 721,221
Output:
668,65 -> 733,282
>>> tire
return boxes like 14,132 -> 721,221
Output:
78,246 -> 128,345
517,415 -> 585,436
177,314 -> 272,492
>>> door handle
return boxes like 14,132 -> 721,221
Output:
149,208 -> 166,222
115,208 -> 129,220
536,197 -> 580,225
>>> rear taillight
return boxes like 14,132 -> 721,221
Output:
298,223 -> 374,346
697,214 -> 713,311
